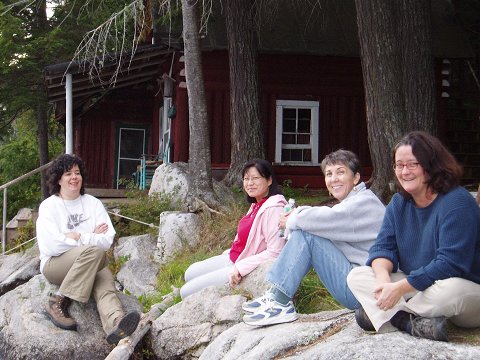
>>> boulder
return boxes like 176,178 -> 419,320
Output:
156,211 -> 201,263
150,287 -> 245,359
236,260 -> 274,299
200,310 -> 480,360
0,244 -> 40,296
114,234 -> 159,297
148,162 -> 235,212
0,274 -> 142,360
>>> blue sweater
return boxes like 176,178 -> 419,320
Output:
367,187 -> 480,291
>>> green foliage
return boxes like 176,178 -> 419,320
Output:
108,254 -> 131,276
281,179 -> 311,200
0,113 -> 63,220
8,218 -> 36,253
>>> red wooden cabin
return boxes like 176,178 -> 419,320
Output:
43,2 -> 472,190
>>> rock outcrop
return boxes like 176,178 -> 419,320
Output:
0,274 -> 141,359
0,244 -> 40,296
1,237 -> 479,360
114,234 -> 159,297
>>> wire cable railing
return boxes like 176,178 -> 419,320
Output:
107,210 -> 160,229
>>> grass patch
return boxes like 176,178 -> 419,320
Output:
294,270 -> 343,313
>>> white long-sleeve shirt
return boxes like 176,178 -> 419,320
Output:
36,194 -> 116,273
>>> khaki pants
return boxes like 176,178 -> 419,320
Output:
347,266 -> 480,332
43,245 -> 124,333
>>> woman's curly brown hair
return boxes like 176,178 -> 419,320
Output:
47,154 -> 87,196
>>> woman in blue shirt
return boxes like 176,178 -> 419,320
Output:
347,131 -> 480,342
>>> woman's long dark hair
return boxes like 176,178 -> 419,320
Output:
242,159 -> 282,203
47,154 -> 87,196
393,131 -> 462,199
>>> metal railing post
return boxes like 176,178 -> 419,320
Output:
0,161 -> 52,254
2,188 -> 7,255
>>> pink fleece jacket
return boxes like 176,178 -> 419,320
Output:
230,194 -> 287,277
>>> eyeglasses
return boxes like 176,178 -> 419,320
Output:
243,176 -> 264,183
393,161 -> 420,171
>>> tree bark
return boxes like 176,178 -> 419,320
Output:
180,0 -> 220,211
355,0 -> 435,202
35,0 -> 50,200
222,0 -> 265,188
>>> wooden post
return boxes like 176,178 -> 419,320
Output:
105,289 -> 178,360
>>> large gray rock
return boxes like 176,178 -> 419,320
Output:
0,244 -> 40,296
156,211 -> 201,263
149,162 -> 235,212
150,287 -> 245,359
149,162 -> 189,210
114,234 -> 159,297
0,274 -> 142,360
200,310 -> 480,360
236,260 -> 274,299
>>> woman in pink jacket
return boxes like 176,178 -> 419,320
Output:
180,159 -> 287,299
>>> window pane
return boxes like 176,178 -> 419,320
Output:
297,134 -> 310,144
283,108 -> 296,120
283,118 -> 296,133
282,149 -> 291,161
298,108 -> 311,120
282,133 -> 296,144
290,149 -> 303,161
298,119 -> 311,133
303,149 -> 312,162
120,129 -> 144,158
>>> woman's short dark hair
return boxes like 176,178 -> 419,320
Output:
393,131 -> 462,198
320,149 -> 362,176
47,154 -> 87,196
242,159 -> 282,203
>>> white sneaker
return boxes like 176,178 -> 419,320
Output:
242,291 -> 275,313
243,301 -> 299,326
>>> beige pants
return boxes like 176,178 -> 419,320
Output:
347,266 -> 480,332
43,245 -> 124,333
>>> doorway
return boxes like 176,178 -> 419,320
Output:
115,125 -> 148,188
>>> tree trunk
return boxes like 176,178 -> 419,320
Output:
398,0 -> 436,132
222,0 -> 265,188
180,0 -> 220,211
355,0 -> 435,202
37,98 -> 49,199
35,0 -> 50,200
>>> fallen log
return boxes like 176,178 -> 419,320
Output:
105,289 -> 178,360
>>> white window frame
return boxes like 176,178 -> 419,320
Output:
275,100 -> 319,165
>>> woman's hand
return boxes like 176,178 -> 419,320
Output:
228,267 -> 242,288
64,232 -> 81,241
278,209 -> 293,230
373,282 -> 402,310
374,279 -> 413,311
94,223 -> 108,234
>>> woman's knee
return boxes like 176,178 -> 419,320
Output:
346,266 -> 372,289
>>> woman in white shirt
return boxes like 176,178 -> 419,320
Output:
36,154 -> 139,344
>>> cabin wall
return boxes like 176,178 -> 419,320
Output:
76,87 -> 155,188
172,50 -> 369,188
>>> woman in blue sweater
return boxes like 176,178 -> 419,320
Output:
347,131 -> 480,342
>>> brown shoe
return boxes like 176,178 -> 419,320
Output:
106,311 -> 140,344
44,295 -> 77,331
